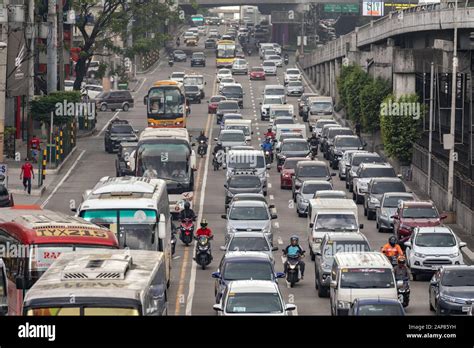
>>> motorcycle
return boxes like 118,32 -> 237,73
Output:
179,218 -> 195,246
168,59 -> 174,67
310,144 -> 318,159
198,140 -> 207,157
284,57 -> 289,65
247,49 -> 252,56
387,255 -> 398,267
194,235 -> 213,270
397,279 -> 410,307
213,149 -> 224,171
171,229 -> 177,255
284,252 -> 305,287
264,150 -> 273,164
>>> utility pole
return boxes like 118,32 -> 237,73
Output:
447,0 -> 458,211
57,0 -> 64,90
27,0 -> 35,143
0,3 -> 8,162
300,10 -> 305,57
428,62 -> 434,196
47,0 -> 58,93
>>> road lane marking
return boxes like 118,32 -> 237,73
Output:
133,77 -> 147,95
268,183 -> 272,188
278,237 -> 283,245
41,150 -> 86,208
274,222 -> 279,229
95,111 -> 120,137
270,194 -> 274,200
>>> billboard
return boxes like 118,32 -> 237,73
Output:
7,29 -> 29,97
362,1 -> 385,16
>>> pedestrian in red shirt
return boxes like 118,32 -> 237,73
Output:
20,158 -> 35,194
30,135 -> 41,163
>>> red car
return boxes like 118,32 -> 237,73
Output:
393,201 -> 447,244
207,95 -> 227,114
280,157 -> 312,189
249,67 -> 266,80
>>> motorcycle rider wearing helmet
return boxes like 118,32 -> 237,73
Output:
261,137 -> 274,161
196,218 -> 213,237
381,236 -> 404,258
393,255 -> 410,281
197,130 -> 208,143
264,127 -> 275,140
308,131 -> 319,149
213,141 -> 224,155
283,236 -> 305,279
179,201 -> 196,221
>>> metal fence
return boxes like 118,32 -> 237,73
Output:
412,144 -> 473,209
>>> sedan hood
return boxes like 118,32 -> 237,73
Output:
414,246 -> 459,256
227,220 -> 271,231
442,287 -> 474,299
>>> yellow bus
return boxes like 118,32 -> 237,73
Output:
144,80 -> 187,128
216,40 -> 236,68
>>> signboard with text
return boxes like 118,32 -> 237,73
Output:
324,4 -> 360,13
362,1 -> 384,16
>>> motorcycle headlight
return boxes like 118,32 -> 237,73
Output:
337,300 -> 351,309
414,252 -> 425,258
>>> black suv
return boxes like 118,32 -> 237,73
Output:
172,50 -> 187,62
184,85 -> 202,103
104,119 -> 138,153
115,141 -> 138,176
95,90 -> 134,112
191,52 -> 206,67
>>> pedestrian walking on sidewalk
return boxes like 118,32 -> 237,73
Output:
20,158 -> 34,195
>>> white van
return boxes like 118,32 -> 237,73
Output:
264,85 -> 287,105
275,124 -> 306,151
330,252 -> 401,316
307,198 -> 361,258
269,104 -> 294,121
306,96 -> 334,129
225,149 -> 269,195
224,119 -> 252,142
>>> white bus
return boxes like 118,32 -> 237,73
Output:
23,249 -> 168,316
74,176 -> 172,285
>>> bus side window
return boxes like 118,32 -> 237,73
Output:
146,262 -> 167,315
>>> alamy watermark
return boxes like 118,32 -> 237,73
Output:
55,101 -> 96,120
380,100 -> 421,120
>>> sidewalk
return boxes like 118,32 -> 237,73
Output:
298,62 -> 474,265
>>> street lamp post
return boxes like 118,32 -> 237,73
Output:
0,35 -> 8,163
447,0 -> 458,212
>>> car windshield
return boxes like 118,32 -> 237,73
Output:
220,132 -> 245,142
111,125 -> 133,134
441,269 -> 474,287
219,69 -> 231,75
415,233 -> 456,247
314,214 -> 358,230
223,115 -> 242,121
219,102 -> 238,110
210,96 -> 225,102
315,121 -> 337,129
341,268 -> 394,289
252,67 -> 264,72
275,118 -> 294,125
287,69 -> 299,75
281,142 -> 308,152
280,134 -> 303,142
402,207 -> 438,218
228,237 -> 270,252
264,98 -> 282,105
288,82 -> 302,87
357,304 -> 403,316
329,129 -> 353,139
335,138 -> 361,147
265,89 -> 284,96
263,62 -> 275,67
372,181 -> 406,194
223,262 -> 273,281
360,167 -> 396,178
310,102 -> 333,113
352,155 -> 383,166
226,293 -> 283,314
229,206 -> 269,220
298,165 -> 328,177
171,73 -> 184,78
220,78 -> 235,84
383,196 -> 414,207
222,86 -> 243,95
302,183 -> 332,194
229,176 -> 261,188
184,86 -> 199,92
227,125 -> 249,135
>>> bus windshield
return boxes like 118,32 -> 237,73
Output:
147,87 -> 184,118
26,306 -> 140,316
80,209 -> 158,250
136,142 -> 190,182
217,45 -> 236,58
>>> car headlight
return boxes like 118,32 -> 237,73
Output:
414,252 -> 425,258
369,197 -> 380,205
449,251 -> 459,258
337,300 -> 351,309
313,237 -> 322,243
440,294 -> 465,304
227,226 -> 237,234
261,226 -> 270,234
227,191 -> 234,197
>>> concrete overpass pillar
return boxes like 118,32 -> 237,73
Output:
334,58 -> 342,104
393,48 -> 416,98
393,74 -> 416,97
324,62 -> 330,95
329,60 -> 336,98
320,64 -> 325,93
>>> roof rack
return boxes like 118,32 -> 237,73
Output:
61,253 -> 133,281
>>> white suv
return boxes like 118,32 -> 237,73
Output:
405,226 -> 466,280
284,68 -> 302,85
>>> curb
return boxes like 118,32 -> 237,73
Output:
10,185 -> 46,197
461,248 -> 474,265
77,128 -> 97,139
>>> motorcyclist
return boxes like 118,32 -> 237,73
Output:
179,201 -> 196,221
196,131 -> 208,143
196,218 -> 213,238
283,235 -> 305,279
176,37 -> 180,47
213,141 -> 224,155
308,132 -> 319,148
381,236 -> 404,259
393,255 -> 410,281
261,137 -> 273,161
264,127 -> 275,140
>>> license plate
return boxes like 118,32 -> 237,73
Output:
462,306 -> 471,312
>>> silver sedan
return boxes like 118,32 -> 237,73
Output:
286,81 -> 304,96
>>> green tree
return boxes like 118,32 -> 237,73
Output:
380,94 -> 424,164
344,66 -> 369,122
336,65 -> 357,110
31,91 -> 82,125
360,77 -> 391,133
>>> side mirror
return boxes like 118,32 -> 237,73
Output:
271,214 -> 278,219
331,173 -> 336,176
309,223 -> 314,228
269,204 -> 275,209
220,246 -> 227,251
404,241 -> 412,248
266,164 -> 271,169
330,280 -> 337,289
158,214 -> 166,240
134,129 -> 139,134
221,214 -> 227,219
359,224 -> 364,229
430,279 -> 439,286
276,272 -> 285,279
285,304 -> 296,312
143,96 -> 148,105
214,138 -> 218,141
459,241 -> 467,248
440,214 -> 448,220
213,304 -> 223,312
396,280 -> 404,289
15,276 -> 25,290
397,174 -> 403,178
70,207 -> 77,213
211,272 -> 221,279
272,246 -> 279,251
391,215 -> 399,220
